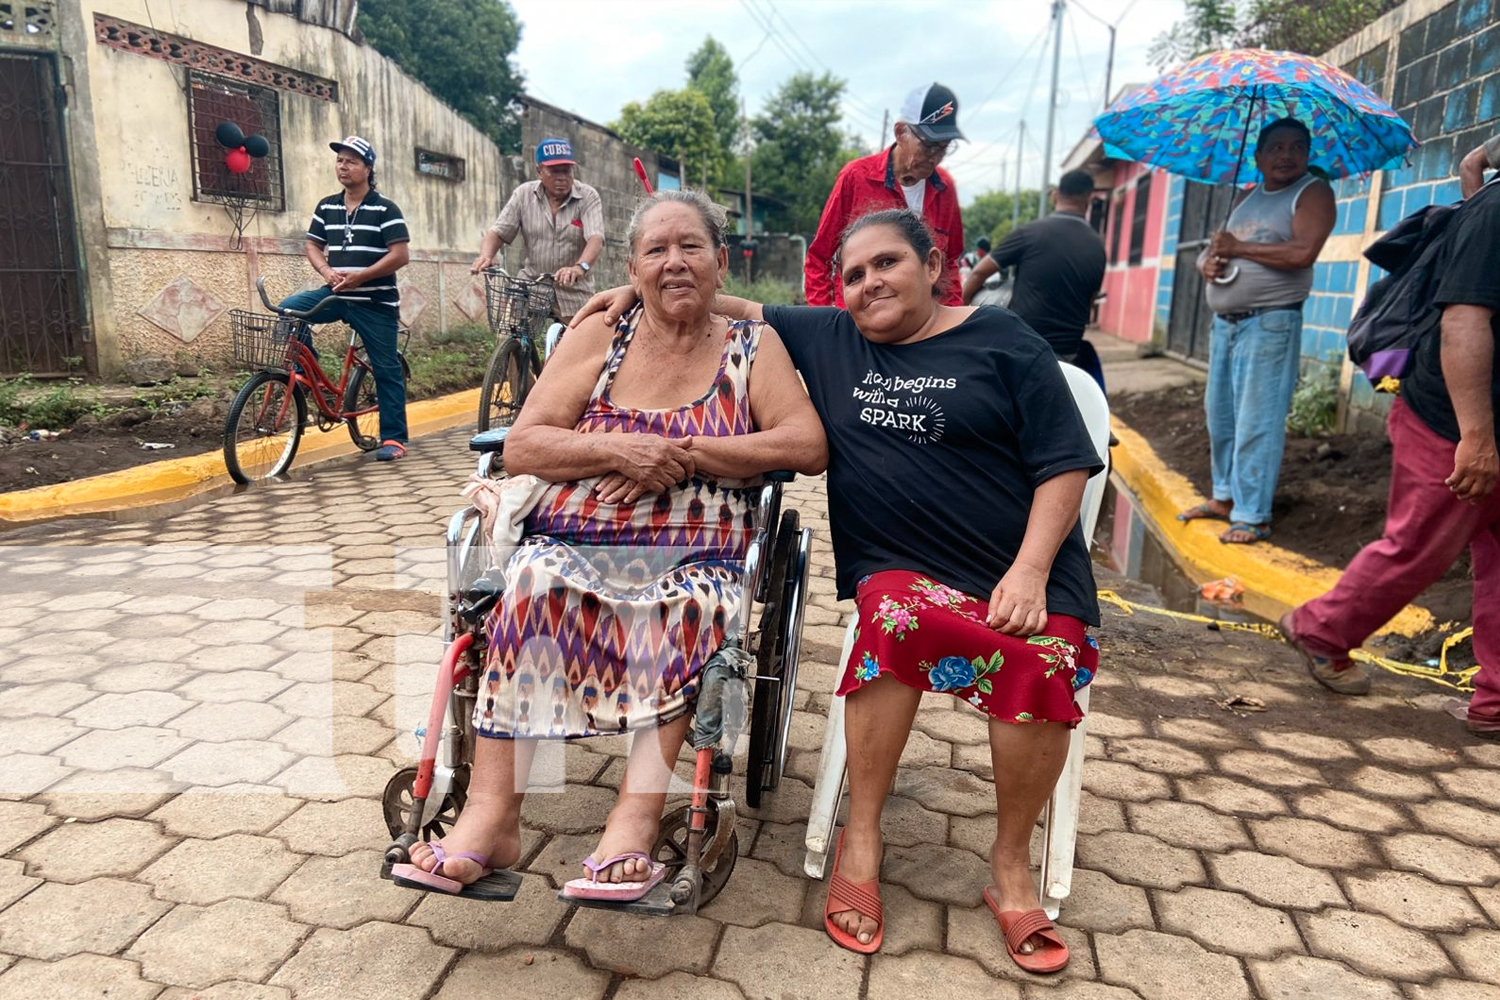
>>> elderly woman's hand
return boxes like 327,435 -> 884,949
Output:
610,434 -> 696,494
593,473 -> 649,505
986,564 -> 1049,636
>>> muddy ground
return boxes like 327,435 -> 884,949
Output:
1112,382 -> 1474,665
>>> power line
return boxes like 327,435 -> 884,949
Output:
1067,15 -> 1098,114
737,0 -> 886,134
761,0 -> 886,122
952,22 -> 1051,126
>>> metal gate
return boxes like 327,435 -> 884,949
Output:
0,52 -> 83,375
1165,180 -> 1236,363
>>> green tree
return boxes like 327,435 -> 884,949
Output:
358,0 -> 525,151
613,89 -> 721,188
686,37 -> 740,184
961,188 -> 1042,246
1151,0 -> 1399,68
749,72 -> 861,234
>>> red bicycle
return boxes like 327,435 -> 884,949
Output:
222,278 -> 410,484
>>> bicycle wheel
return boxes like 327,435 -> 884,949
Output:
344,351 -> 412,451
477,337 -> 530,432
224,371 -> 305,484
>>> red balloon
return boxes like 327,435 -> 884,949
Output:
225,147 -> 252,174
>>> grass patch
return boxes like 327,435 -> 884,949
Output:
0,376 -> 110,429
1286,353 -> 1340,438
723,275 -> 799,306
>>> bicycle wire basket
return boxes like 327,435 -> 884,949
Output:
230,310 -> 301,370
483,272 -> 556,335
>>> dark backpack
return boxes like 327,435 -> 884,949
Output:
1345,186 -> 1487,385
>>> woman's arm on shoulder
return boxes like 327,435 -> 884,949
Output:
710,292 -> 764,323
504,312 -> 691,490
686,325 -> 828,478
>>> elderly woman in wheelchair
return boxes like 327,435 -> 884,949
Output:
390,189 -> 826,905
579,207 -> 1102,970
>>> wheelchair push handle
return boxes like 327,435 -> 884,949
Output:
255,276 -> 342,321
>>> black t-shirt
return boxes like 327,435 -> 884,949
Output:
1403,181 -> 1500,443
992,212 -> 1107,358
762,304 -> 1103,626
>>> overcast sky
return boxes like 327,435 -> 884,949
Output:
508,0 -> 1186,205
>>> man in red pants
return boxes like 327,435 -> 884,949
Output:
1281,161 -> 1499,739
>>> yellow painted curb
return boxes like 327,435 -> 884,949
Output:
0,388 -> 480,527
1110,414 -> 1434,637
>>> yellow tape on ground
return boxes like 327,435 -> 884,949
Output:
1109,416 -> 1435,638
1098,589 -> 1477,692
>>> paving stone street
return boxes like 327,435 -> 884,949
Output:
1,428 -> 1497,1000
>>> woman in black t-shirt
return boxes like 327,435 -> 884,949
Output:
576,209 -> 1102,973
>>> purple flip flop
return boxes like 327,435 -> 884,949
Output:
561,852 -> 667,902
390,843 -> 491,895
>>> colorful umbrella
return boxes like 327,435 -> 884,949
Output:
1093,48 -> 1417,187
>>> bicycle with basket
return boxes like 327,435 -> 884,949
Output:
476,267 -> 560,432
222,278 -> 410,484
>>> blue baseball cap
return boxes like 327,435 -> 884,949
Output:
536,138 -> 575,166
330,135 -> 376,166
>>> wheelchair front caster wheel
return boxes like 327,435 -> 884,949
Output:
652,809 -> 738,908
381,766 -> 468,841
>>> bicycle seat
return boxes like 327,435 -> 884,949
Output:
764,470 -> 796,483
469,428 -> 510,453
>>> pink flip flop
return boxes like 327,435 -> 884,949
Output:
561,852 -> 667,902
390,843 -> 491,894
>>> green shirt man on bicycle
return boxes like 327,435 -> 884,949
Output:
283,135 -> 412,462
471,138 -> 605,322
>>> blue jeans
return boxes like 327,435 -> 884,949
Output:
279,287 -> 407,444
1204,307 -> 1303,525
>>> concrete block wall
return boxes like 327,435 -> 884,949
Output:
1318,0 -> 1500,432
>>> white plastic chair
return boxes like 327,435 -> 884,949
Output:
802,361 -> 1112,920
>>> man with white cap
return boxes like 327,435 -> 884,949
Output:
283,135 -> 411,462
805,83 -> 966,306
471,137 -> 605,322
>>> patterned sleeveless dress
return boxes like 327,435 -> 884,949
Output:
475,310 -> 764,739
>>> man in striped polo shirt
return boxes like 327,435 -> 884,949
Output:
279,135 -> 412,461
470,137 -> 604,321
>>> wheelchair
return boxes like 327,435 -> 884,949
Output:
379,426 -> 814,915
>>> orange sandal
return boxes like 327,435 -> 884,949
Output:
823,829 -> 884,955
983,887 -> 1069,974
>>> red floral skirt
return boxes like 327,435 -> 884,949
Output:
838,570 -> 1098,727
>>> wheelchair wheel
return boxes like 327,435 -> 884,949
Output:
381,765 -> 468,842
745,508 -> 807,808
652,806 -> 738,908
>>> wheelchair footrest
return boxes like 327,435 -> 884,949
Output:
559,879 -> 688,917
381,861 -> 524,902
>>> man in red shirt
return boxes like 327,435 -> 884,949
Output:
805,83 -> 966,306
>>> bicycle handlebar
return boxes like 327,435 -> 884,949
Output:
255,276 -> 345,321
480,266 -> 557,284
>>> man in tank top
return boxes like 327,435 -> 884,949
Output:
1177,118 -> 1335,545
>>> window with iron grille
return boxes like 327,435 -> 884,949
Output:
1110,197 -> 1127,264
416,148 -> 466,182
187,69 -> 285,210
1128,173 -> 1152,266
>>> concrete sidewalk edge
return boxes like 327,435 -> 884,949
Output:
1109,414 -> 1434,638
0,388 -> 480,528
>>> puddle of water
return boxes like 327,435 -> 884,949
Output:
1092,479 -> 1287,628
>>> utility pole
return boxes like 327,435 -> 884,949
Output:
1040,0 -> 1064,219
1102,24 -> 1116,110
1012,120 -> 1025,231
880,108 -> 889,141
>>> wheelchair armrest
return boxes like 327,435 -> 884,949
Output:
458,569 -> 506,624
764,470 -> 795,483
469,428 -> 510,453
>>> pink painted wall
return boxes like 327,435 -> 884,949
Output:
1097,158 -> 1168,343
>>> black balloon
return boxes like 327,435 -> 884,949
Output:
243,134 -> 270,158
214,121 -> 244,148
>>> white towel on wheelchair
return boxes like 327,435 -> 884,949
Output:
460,472 -> 552,568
